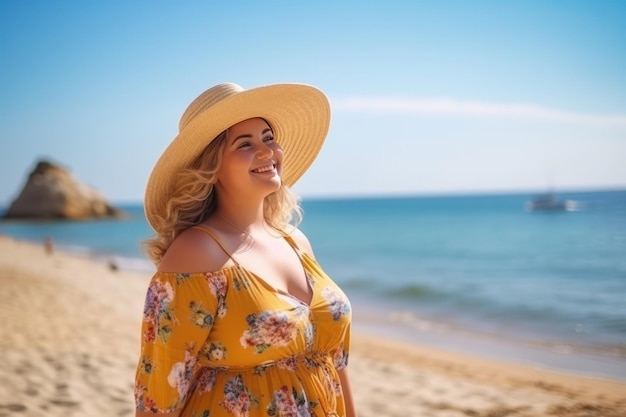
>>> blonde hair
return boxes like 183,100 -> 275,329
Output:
143,128 -> 303,264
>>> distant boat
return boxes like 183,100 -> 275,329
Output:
525,192 -> 578,212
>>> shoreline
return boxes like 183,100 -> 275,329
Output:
1,235 -> 625,416
350,299 -> 626,382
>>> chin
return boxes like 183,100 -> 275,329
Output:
269,177 -> 282,191
256,177 -> 282,195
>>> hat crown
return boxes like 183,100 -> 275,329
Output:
179,82 -> 244,132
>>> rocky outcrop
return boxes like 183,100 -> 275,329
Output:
3,160 -> 125,220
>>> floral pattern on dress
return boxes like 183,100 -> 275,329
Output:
137,354 -> 154,376
220,374 -> 259,417
194,367 -> 220,394
135,375 -> 176,413
200,341 -> 228,361
189,411 -> 211,417
233,275 -> 250,291
302,320 -> 315,351
134,380 -> 151,411
277,301 -> 314,350
189,301 -> 215,328
276,355 -> 299,372
332,343 -> 349,370
267,386 -> 313,417
321,287 -> 351,321
142,278 -> 175,343
205,272 -> 228,318
167,343 -> 198,401
253,354 -> 301,377
240,311 -> 297,353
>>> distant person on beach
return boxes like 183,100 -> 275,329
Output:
43,236 -> 54,255
134,82 -> 356,417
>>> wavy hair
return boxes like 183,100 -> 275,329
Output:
143,127 -> 303,264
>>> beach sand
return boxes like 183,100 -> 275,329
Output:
0,235 -> 624,417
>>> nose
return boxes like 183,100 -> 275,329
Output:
256,142 -> 274,159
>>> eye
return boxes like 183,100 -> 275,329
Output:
237,142 -> 251,149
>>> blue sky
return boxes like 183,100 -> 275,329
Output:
1,0 -> 625,205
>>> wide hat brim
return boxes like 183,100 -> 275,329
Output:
144,82 -> 330,231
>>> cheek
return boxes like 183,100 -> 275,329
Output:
274,147 -> 284,173
216,155 -> 245,181
273,145 -> 284,161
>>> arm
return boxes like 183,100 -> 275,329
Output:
134,270 -> 214,416
134,229 -> 227,415
135,229 -> 229,415
339,367 -> 358,417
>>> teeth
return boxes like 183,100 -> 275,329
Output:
253,165 -> 274,173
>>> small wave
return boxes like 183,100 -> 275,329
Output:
341,277 -> 378,290
387,310 -> 450,333
384,283 -> 445,300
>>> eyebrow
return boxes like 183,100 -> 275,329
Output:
231,128 -> 273,145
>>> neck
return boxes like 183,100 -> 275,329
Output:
213,203 -> 266,234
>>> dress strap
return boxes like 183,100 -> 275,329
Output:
281,233 -> 302,253
192,225 -> 240,266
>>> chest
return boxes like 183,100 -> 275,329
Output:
232,235 -> 311,304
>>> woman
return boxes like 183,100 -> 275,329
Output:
135,82 -> 356,417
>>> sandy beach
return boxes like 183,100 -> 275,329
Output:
0,235 -> 625,417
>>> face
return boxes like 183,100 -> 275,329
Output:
216,118 -> 283,197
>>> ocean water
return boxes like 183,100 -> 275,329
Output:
2,190 -> 625,378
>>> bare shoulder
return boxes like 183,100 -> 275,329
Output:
157,227 -> 231,273
288,227 -> 316,258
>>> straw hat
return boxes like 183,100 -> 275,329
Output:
144,82 -> 331,230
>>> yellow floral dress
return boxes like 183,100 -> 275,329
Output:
134,229 -> 352,417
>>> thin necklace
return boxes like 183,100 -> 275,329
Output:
215,211 -> 253,236
215,211 -> 281,240
215,211 -> 256,251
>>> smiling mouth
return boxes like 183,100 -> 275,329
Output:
251,164 -> 276,173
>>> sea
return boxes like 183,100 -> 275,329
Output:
1,189 -> 625,380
